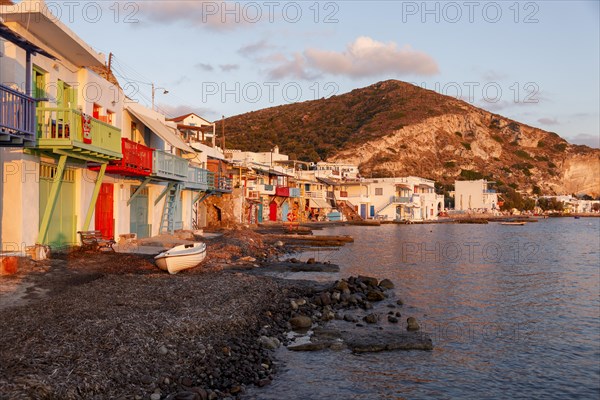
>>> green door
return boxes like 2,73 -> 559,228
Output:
39,164 -> 76,247
130,186 -> 150,238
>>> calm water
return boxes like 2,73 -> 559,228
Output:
245,218 -> 600,399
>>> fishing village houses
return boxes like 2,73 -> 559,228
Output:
0,2 -> 448,259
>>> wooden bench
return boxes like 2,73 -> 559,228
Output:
77,230 -> 115,252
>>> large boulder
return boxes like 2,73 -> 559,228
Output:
289,315 -> 312,330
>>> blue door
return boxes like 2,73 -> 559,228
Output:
360,204 -> 367,219
258,203 -> 263,223
370,205 -> 375,218
282,202 -> 289,222
130,186 -> 150,238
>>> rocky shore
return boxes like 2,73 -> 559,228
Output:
0,228 -> 431,399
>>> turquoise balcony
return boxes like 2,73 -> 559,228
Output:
152,150 -> 188,181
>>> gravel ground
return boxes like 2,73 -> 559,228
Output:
0,230 -> 310,400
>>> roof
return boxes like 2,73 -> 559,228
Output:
252,165 -> 291,177
0,20 -> 56,59
168,113 -> 213,125
126,106 -> 195,153
176,123 -> 214,133
1,8 -> 105,67
309,198 -> 332,209
190,142 -> 225,160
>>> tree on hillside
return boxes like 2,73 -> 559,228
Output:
500,189 -> 535,211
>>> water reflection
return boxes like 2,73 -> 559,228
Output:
245,219 -> 600,399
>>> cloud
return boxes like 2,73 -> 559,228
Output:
158,103 -> 217,120
137,1 -> 247,31
569,133 -> 600,148
219,64 -> 240,72
172,75 -> 189,86
238,39 -> 274,56
195,63 -> 214,71
482,70 -> 508,81
266,53 -> 321,80
537,117 -> 559,126
264,36 -> 439,80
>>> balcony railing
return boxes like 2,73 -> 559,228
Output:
214,174 -> 232,193
152,150 -> 188,181
0,84 -> 36,146
36,107 -> 121,160
186,164 -> 211,190
392,196 -> 411,203
276,186 -> 290,197
90,138 -> 153,176
289,188 -> 301,198
303,190 -> 327,199
257,184 -> 275,195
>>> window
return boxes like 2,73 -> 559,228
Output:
93,103 -> 102,119
57,80 -> 76,109
375,188 -> 383,196
33,66 -> 46,101
106,111 -> 115,125
131,122 -> 140,142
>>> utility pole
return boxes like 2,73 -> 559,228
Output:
106,52 -> 113,80
221,115 -> 225,151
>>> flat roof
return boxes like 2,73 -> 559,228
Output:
1,3 -> 105,67
0,20 -> 56,58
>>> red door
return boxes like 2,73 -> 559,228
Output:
95,183 -> 114,239
269,201 -> 278,222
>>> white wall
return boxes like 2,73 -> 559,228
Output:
455,180 -> 496,211
1,150 -> 40,251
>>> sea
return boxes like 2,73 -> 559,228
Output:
244,218 -> 600,399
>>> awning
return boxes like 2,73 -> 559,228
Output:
126,106 -> 195,153
309,198 -> 331,209
396,184 -> 411,189
252,165 -> 292,177
190,142 -> 225,160
418,183 -> 434,188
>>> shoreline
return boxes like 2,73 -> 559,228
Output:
0,228 -> 431,399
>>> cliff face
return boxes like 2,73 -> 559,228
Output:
224,80 -> 600,196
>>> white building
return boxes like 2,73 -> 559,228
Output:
366,177 -> 444,221
455,180 -> 498,212
313,161 -> 360,180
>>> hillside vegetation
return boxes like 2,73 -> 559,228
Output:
222,80 -> 600,196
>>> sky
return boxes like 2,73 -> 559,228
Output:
13,0 -> 600,147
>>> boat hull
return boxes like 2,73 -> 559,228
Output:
154,243 -> 207,274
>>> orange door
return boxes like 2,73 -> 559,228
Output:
95,183 -> 114,239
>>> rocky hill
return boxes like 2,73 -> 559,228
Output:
222,80 -> 600,196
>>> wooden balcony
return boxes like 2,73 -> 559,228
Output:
276,186 -> 290,197
258,184 -> 275,195
0,84 -> 36,147
186,165 -> 211,190
152,150 -> 188,181
90,138 -> 153,176
214,174 -> 232,193
35,107 -> 121,161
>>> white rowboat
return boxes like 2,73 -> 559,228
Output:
155,242 -> 207,274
